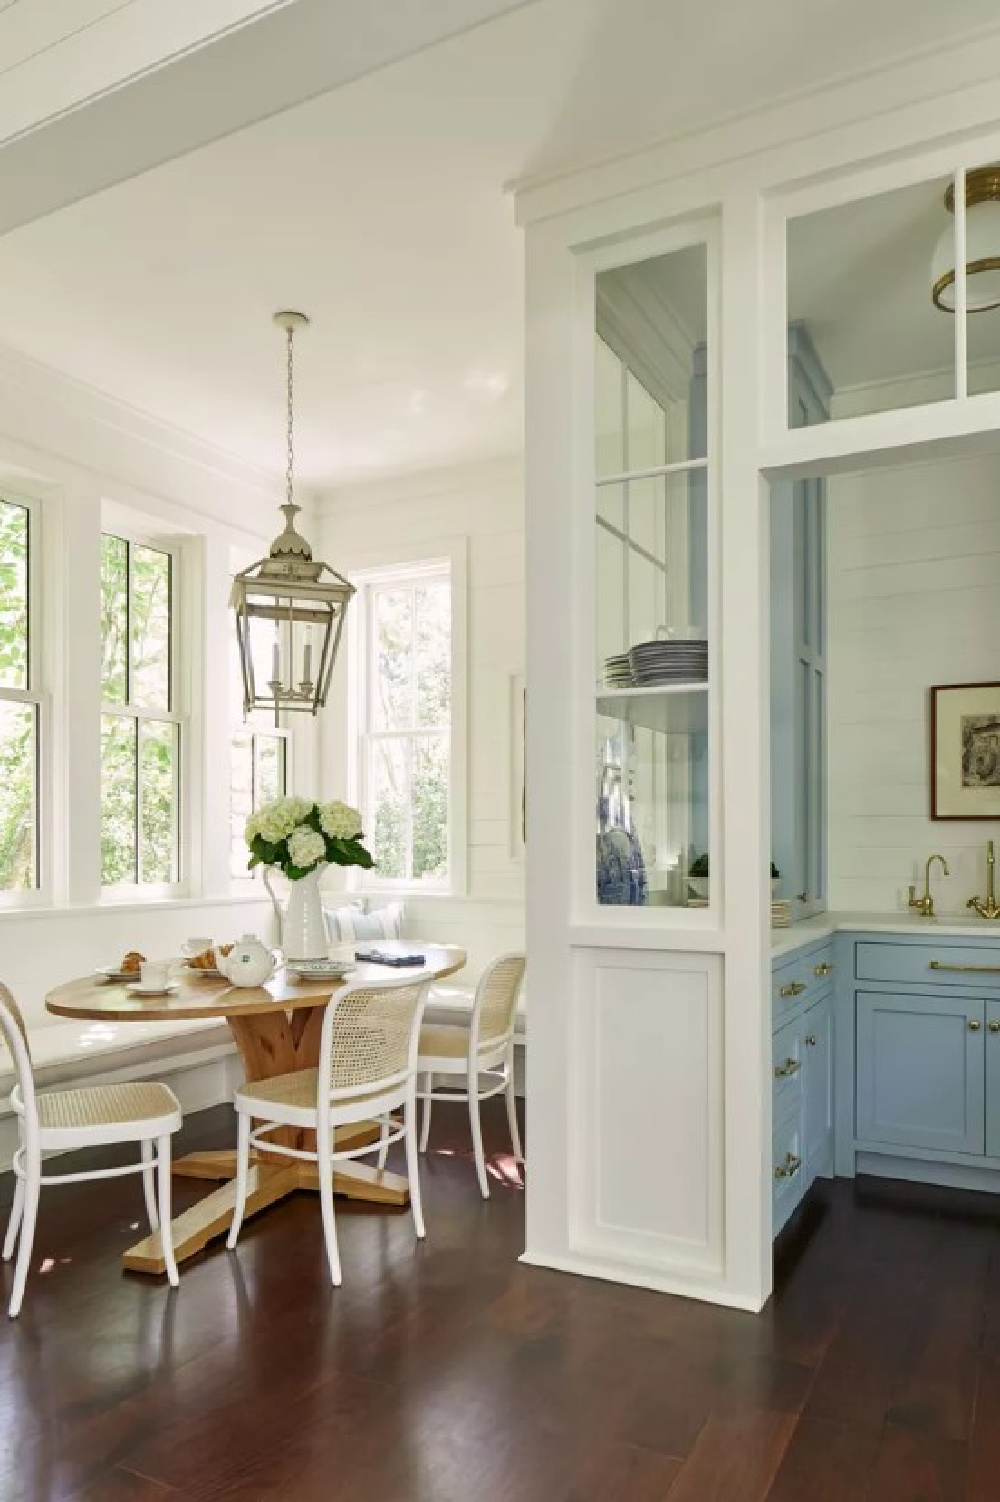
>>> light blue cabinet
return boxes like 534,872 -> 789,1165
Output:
856,990 -> 986,1156
802,994 -> 833,1179
986,1001 -> 1000,1159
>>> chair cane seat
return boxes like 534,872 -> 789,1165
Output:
34,1080 -> 181,1139
235,1068 -> 398,1121
418,1022 -> 505,1061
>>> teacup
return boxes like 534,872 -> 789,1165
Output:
184,936 -> 213,957
139,960 -> 170,991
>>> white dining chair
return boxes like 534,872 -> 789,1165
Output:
0,982 -> 182,1319
416,953 -> 525,1197
227,978 -> 428,1287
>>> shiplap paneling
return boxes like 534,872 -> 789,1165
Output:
828,452 -> 1000,915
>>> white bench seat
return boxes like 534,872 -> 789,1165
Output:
424,984 -> 526,1040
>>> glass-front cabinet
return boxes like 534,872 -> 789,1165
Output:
594,243 -> 712,910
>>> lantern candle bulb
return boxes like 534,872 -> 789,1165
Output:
271,640 -> 280,687
303,633 -> 313,686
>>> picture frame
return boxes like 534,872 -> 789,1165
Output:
930,681 -> 1000,820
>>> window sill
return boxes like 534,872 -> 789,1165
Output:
0,892 -> 273,922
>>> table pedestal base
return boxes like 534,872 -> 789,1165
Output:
122,1123 -> 409,1277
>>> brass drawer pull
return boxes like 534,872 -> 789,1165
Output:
804,1034 -> 818,1047
929,961 -> 1000,974
774,1152 -> 802,1180
990,1021 -> 1000,1034
779,981 -> 807,998
969,1019 -> 982,1031
813,962 -> 833,977
774,1057 -> 801,1078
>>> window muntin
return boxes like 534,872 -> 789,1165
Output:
360,568 -> 451,888
0,498 -> 39,893
100,532 -> 181,889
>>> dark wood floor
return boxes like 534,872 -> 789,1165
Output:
1,1109 -> 999,1502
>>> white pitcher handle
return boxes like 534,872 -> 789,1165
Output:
262,867 -> 282,927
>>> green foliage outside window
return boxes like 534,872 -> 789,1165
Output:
0,500 -> 36,890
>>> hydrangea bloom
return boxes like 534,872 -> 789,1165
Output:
287,824 -> 326,870
319,799 -> 363,840
246,795 -> 312,847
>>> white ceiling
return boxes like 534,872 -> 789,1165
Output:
0,0 -> 999,487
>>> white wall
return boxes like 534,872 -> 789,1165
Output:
316,458 -> 525,985
0,342 -> 291,1029
828,448 -> 1000,914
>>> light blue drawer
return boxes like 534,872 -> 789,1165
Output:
772,943 -> 835,1025
772,1113 -> 805,1235
772,1017 -> 802,1124
856,940 -> 1000,990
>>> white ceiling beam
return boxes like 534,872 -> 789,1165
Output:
0,0 -> 533,236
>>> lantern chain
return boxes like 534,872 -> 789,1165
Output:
285,323 -> 295,508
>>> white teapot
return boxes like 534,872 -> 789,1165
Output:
215,934 -> 276,989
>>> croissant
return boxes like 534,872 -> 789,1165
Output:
120,951 -> 145,975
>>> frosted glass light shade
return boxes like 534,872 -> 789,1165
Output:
931,170 -> 1000,313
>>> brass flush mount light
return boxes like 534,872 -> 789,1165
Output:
231,312 -> 354,725
931,165 -> 1000,313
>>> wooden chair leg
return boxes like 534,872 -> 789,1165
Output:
9,1152 -> 40,1319
141,1140 -> 160,1232
158,1135 -> 179,1289
468,1069 -> 489,1199
2,1175 -> 24,1262
420,1076 -> 433,1153
226,1111 -> 252,1251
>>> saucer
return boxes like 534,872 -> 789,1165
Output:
126,981 -> 179,998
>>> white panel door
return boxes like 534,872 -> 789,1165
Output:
571,948 -> 724,1278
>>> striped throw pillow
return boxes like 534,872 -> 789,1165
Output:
323,902 -> 404,944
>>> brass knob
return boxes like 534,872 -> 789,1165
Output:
779,981 -> 806,998
990,1021 -> 1000,1034
969,1019 -> 982,1031
813,962 -> 833,977
804,1034 -> 817,1047
796,891 -> 808,903
774,1058 -> 801,1078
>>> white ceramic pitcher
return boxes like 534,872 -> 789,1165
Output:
262,864 -> 328,961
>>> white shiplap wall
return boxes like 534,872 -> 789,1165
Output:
828,450 -> 1000,915
316,458 -> 525,984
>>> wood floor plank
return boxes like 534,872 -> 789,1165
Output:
765,1417 -> 880,1501
666,1408 -> 797,1502
865,1422 -> 968,1502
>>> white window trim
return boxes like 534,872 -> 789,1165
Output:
99,522 -> 188,900
346,538 -> 468,899
0,489 -> 49,909
229,724 -> 292,888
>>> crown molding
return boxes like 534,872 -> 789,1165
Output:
511,21 -> 1000,226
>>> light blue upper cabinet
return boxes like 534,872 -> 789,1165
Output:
856,990 -> 986,1155
770,325 -> 831,912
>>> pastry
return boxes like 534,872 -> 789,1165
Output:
189,944 -> 233,970
120,950 -> 145,975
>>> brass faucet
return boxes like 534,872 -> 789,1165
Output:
909,853 -> 949,917
968,839 -> 1000,919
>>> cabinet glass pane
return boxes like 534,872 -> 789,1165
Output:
595,243 -> 711,909
787,174 -> 955,422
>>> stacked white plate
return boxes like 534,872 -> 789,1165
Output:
628,638 -> 708,685
771,899 -> 792,929
285,957 -> 354,982
600,653 -> 633,688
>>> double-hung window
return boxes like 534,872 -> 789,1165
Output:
357,563 -> 452,889
0,496 -> 40,895
230,636 -> 290,880
100,532 -> 182,890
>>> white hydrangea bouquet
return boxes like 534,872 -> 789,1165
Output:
244,795 -> 374,881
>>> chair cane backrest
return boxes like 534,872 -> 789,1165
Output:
0,982 -> 36,1118
319,980 -> 427,1099
473,953 -> 526,1047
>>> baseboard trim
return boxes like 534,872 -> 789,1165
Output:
518,1248 -> 764,1311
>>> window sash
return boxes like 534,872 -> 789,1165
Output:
358,565 -> 453,890
0,494 -> 43,900
100,531 -> 182,891
230,727 -> 290,882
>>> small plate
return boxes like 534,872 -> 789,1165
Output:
286,960 -> 354,982
97,965 -> 143,984
126,981 -> 180,998
183,962 -> 225,980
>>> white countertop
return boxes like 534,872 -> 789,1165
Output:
772,910 -> 1000,959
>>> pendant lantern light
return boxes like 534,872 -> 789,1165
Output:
931,166 -> 1000,313
231,311 -> 354,725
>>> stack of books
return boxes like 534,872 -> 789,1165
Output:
771,898 -> 792,929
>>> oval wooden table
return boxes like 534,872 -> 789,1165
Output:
46,943 -> 466,1277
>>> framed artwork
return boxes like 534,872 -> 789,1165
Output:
931,681 -> 1000,820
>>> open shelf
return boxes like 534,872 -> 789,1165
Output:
596,682 -> 709,735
